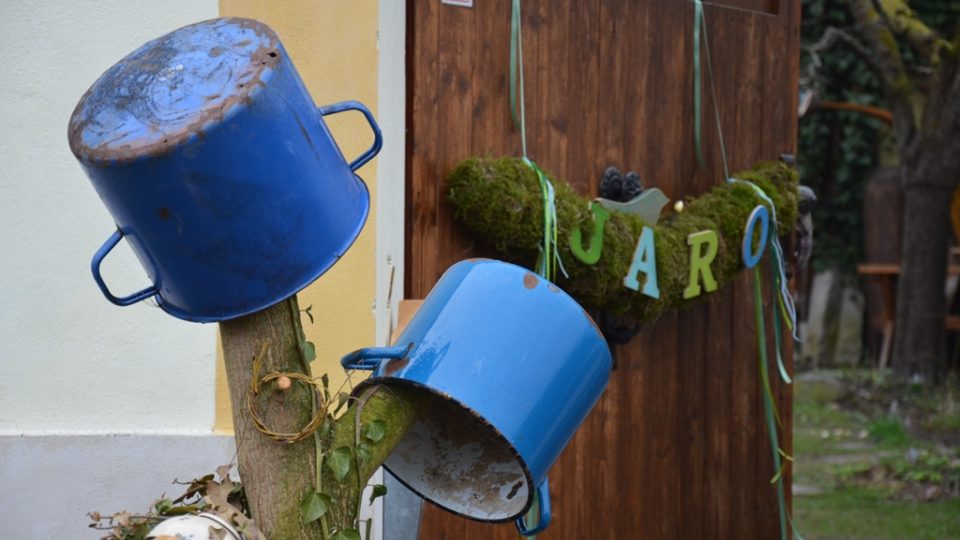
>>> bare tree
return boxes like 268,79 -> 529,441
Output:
815,0 -> 959,381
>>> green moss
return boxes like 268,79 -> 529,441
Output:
447,157 -> 799,322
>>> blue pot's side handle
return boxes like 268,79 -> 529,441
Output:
317,100 -> 383,171
340,344 -> 409,371
516,478 -> 551,536
91,229 -> 158,307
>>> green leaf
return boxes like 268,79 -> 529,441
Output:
331,529 -> 361,540
299,491 -> 330,524
364,419 -> 387,443
356,441 -> 373,466
327,446 -> 352,481
369,484 -> 388,504
153,498 -> 173,514
302,340 -> 317,362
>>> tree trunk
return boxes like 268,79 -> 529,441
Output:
221,299 -> 323,539
220,297 -> 423,539
892,181 -> 952,382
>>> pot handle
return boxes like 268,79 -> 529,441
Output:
340,344 -> 410,371
317,100 -> 383,171
91,229 -> 158,306
516,478 -> 551,536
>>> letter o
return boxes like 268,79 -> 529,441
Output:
742,205 -> 770,268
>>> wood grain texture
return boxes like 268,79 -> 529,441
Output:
405,0 -> 800,537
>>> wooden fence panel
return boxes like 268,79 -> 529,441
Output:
405,1 -> 800,537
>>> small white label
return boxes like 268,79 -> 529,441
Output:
442,0 -> 473,7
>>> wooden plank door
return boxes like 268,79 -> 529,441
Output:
405,1 -> 800,538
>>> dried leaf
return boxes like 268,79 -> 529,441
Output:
172,474 -> 215,504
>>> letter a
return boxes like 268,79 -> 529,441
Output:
683,230 -> 719,299
623,226 -> 660,299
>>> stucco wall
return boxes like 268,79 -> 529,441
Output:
0,2 -> 224,538
0,1 -> 405,537
0,0 -> 219,434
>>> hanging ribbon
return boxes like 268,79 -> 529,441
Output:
693,0 -> 705,169
753,266 -> 789,540
510,0 -> 564,283
728,178 -> 800,343
692,0 -> 730,180
735,176 -> 804,540
524,158 -> 564,281
510,0 -> 527,158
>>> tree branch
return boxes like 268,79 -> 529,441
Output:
803,26 -> 889,86
850,0 -> 921,146
323,385 -> 424,534
850,0 -> 913,95
870,0 -> 954,65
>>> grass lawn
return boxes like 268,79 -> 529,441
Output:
792,370 -> 960,540
797,485 -> 960,540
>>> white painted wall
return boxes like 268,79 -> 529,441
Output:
0,3 -> 410,538
375,4 -> 416,539
1,435 -> 237,539
1,3 -> 226,538
0,0 -> 219,434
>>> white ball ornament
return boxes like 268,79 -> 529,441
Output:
146,513 -> 241,540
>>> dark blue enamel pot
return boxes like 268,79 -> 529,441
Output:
68,18 -> 381,322
342,259 -> 612,535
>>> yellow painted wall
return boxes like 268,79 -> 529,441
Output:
215,0 -> 380,431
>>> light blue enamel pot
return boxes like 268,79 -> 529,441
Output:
342,259 -> 612,535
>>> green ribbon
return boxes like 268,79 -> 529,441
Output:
510,0 -> 562,283
510,0 -> 527,158
692,0 -> 730,180
693,0 -> 704,169
735,174 -> 804,538
753,267 -> 789,540
525,157 -> 562,281
769,242 -> 793,385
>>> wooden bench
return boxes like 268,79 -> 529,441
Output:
857,262 -> 960,367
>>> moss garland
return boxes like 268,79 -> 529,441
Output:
447,157 -> 798,322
